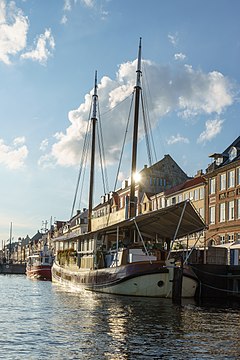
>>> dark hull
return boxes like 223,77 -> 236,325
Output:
0,263 -> 26,274
190,264 -> 240,299
26,265 -> 52,281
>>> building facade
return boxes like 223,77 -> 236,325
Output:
205,136 -> 240,246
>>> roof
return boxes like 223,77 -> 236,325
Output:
213,242 -> 240,249
207,136 -> 240,173
165,176 -> 206,196
53,200 -> 205,242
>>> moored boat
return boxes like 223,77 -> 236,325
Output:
26,244 -> 53,281
52,39 -> 205,297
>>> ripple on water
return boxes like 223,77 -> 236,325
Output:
1,275 -> 240,359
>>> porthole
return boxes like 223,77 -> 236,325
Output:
157,280 -> 164,287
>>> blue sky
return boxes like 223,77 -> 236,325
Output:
0,0 -> 240,242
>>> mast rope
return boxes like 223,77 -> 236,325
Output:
97,102 -> 109,194
70,103 -> 92,219
104,92 -> 134,228
113,92 -> 134,192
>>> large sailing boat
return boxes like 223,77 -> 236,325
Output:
51,39 -> 205,297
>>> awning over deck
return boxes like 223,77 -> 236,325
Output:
53,200 -> 205,242
130,200 -> 205,239
97,200 -> 205,240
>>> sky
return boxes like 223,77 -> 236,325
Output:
0,0 -> 240,243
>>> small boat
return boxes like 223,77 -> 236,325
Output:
52,39 -> 205,297
26,244 -> 53,281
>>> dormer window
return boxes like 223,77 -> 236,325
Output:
229,146 -> 237,161
216,156 -> 223,166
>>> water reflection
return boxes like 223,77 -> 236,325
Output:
1,276 -> 240,359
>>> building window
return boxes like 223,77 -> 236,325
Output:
237,168 -> 240,186
219,203 -> 226,222
228,233 -> 234,243
194,189 -> 199,201
178,194 -> 183,202
172,197 -> 176,205
119,197 -> 124,208
189,191 -> 193,200
219,235 -> 225,244
184,192 -> 189,200
219,173 -> 226,191
237,199 -> 240,219
199,207 -> 204,219
228,170 -> 235,188
229,146 -> 237,161
209,206 -> 215,224
228,200 -> 234,221
209,178 -> 216,194
199,187 -> 204,199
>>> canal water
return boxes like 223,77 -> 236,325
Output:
0,275 -> 240,360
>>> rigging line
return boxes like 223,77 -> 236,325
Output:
134,219 -> 152,264
70,104 -> 93,219
77,130 -> 91,211
141,91 -> 152,167
98,102 -> 109,193
141,90 -> 160,209
105,91 -> 135,228
100,92 -> 133,117
97,119 -> 107,195
142,65 -> 173,193
142,88 -> 158,163
113,91 -> 135,192
142,62 -> 166,157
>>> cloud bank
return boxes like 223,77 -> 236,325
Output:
0,0 -> 28,64
39,58 -> 234,168
21,28 -> 55,65
0,0 -> 54,65
0,137 -> 28,169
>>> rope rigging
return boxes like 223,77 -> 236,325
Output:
97,102 -> 109,195
70,105 -> 92,219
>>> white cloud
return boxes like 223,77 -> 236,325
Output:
81,0 -> 95,8
174,53 -> 186,61
178,69 -> 233,118
197,118 -> 224,144
0,0 -> 29,64
13,136 -> 26,146
61,14 -> 68,24
38,153 -> 55,169
39,58 -> 234,168
64,0 -> 72,11
168,32 -> 178,46
167,134 -> 190,145
0,137 -> 28,169
21,28 -> 55,65
40,139 -> 49,152
61,0 -> 108,23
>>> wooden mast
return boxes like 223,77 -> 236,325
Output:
88,71 -> 98,232
129,37 -> 142,218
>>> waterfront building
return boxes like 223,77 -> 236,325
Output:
139,171 -> 206,250
91,154 -> 189,231
205,136 -> 240,246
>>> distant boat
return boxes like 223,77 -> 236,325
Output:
26,244 -> 53,281
52,39 -> 205,297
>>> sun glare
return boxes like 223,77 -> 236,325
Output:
134,172 -> 141,183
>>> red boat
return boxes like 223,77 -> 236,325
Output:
26,247 -> 53,281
